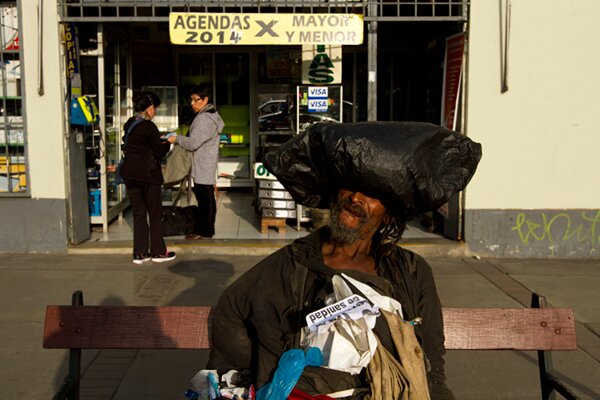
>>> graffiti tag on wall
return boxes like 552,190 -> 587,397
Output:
511,210 -> 600,255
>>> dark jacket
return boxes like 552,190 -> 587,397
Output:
120,117 -> 170,184
207,227 -> 454,399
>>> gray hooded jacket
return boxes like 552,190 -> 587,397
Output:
175,104 -> 225,185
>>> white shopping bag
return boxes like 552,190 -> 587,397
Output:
300,275 -> 381,375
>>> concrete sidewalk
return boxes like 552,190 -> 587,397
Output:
1,250 -> 598,399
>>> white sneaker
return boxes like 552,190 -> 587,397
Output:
151,251 -> 176,263
133,254 -> 151,265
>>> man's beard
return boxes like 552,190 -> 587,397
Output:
329,196 -> 370,245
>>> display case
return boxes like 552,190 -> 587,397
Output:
0,117 -> 25,193
82,26 -> 130,233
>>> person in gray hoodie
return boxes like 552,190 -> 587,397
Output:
168,84 -> 224,239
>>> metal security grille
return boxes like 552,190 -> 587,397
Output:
58,0 -> 468,22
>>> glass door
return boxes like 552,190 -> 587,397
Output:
215,52 -> 251,188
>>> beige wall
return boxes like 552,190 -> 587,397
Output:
466,1 -> 600,209
21,1 -> 67,199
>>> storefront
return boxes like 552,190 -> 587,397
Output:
58,0 -> 468,242
3,1 -> 599,257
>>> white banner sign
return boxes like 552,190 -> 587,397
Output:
170,13 -> 363,45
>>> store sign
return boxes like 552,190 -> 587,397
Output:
254,163 -> 276,180
441,33 -> 465,130
302,45 -> 341,84
169,13 -> 363,45
64,23 -> 79,79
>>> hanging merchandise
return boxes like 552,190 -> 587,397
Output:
70,95 -> 100,125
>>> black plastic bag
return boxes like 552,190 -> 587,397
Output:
262,121 -> 482,220
162,205 -> 197,236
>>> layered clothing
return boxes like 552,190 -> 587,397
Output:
207,227 -> 454,399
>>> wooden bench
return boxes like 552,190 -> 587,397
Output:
43,291 -> 578,400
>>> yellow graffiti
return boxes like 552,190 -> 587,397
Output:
511,210 -> 600,255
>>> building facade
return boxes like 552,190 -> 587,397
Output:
464,1 -> 600,257
0,0 -> 598,257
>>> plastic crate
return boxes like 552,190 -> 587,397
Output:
88,189 -> 101,216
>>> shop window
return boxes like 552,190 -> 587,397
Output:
0,4 -> 26,194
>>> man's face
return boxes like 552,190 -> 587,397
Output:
329,189 -> 387,245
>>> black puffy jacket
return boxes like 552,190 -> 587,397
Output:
207,228 -> 454,399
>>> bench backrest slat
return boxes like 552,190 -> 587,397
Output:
43,305 -> 576,352
43,306 -> 211,349
442,307 -> 576,350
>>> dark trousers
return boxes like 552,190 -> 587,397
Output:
192,183 -> 216,237
125,180 -> 166,256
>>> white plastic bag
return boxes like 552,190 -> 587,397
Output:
300,276 -> 381,375
340,273 -> 403,318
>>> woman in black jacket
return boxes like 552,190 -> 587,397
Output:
120,91 -> 175,264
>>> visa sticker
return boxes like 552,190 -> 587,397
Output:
308,99 -> 328,112
308,86 -> 328,98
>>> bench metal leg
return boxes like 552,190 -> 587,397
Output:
532,293 -> 556,400
69,291 -> 83,400
532,293 -> 580,400
51,291 -> 84,400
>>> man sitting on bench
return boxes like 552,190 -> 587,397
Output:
206,122 -> 482,399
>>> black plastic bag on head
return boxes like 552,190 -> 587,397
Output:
262,121 -> 482,220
